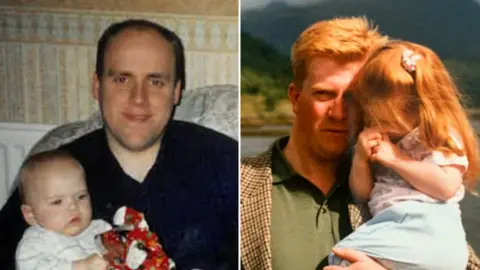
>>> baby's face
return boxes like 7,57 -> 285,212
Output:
26,161 -> 92,236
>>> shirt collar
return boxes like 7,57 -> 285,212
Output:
270,136 -> 352,187
271,136 -> 297,184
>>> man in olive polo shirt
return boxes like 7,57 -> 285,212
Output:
270,138 -> 353,269
240,17 -> 389,270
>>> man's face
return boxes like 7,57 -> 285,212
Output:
24,160 -> 92,237
93,29 -> 181,152
289,58 -> 364,160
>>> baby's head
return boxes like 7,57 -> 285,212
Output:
19,150 -> 92,237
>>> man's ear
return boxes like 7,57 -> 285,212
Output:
288,82 -> 301,114
92,74 -> 100,102
21,204 -> 37,226
173,80 -> 182,106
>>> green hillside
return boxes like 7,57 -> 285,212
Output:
241,0 -> 480,124
241,32 -> 291,110
242,0 -> 480,59
241,33 -> 480,126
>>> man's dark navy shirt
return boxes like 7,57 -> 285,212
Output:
0,120 -> 239,269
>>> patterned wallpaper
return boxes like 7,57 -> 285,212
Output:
0,0 -> 237,16
0,3 -> 238,125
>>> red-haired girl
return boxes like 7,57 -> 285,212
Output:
329,41 -> 480,270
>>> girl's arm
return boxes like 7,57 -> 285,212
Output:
349,127 -> 384,202
372,138 -> 464,201
349,154 -> 374,203
387,153 -> 463,201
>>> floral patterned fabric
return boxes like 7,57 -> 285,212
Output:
368,127 -> 468,217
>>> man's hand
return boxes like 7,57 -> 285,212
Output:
323,248 -> 387,270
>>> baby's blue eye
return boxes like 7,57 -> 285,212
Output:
51,199 -> 62,205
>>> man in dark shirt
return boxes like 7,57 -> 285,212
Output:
0,19 -> 238,269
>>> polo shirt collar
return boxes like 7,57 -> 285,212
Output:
270,136 -> 352,187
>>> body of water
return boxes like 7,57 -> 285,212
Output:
241,124 -> 480,253
241,136 -> 279,157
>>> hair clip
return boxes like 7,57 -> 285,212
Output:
401,49 -> 421,73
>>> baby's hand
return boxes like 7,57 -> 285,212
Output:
355,127 -> 384,162
73,254 -> 108,270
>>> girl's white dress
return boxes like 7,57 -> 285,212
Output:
329,128 -> 469,270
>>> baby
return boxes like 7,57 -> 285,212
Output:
15,149 -> 111,270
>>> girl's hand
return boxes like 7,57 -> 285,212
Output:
355,128 -> 384,162
370,135 -> 404,167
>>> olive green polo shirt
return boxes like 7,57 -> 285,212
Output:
270,137 -> 353,270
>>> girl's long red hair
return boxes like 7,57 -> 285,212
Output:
351,40 -> 479,188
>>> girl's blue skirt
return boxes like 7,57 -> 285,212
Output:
329,201 -> 468,270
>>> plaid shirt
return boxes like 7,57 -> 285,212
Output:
240,149 -> 480,270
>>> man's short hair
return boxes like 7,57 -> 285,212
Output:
291,16 -> 388,88
95,19 -> 186,91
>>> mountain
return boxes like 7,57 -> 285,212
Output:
241,31 -> 291,104
241,0 -> 480,60
241,0 -> 480,107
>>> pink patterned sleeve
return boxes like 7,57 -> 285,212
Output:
422,131 -> 469,174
